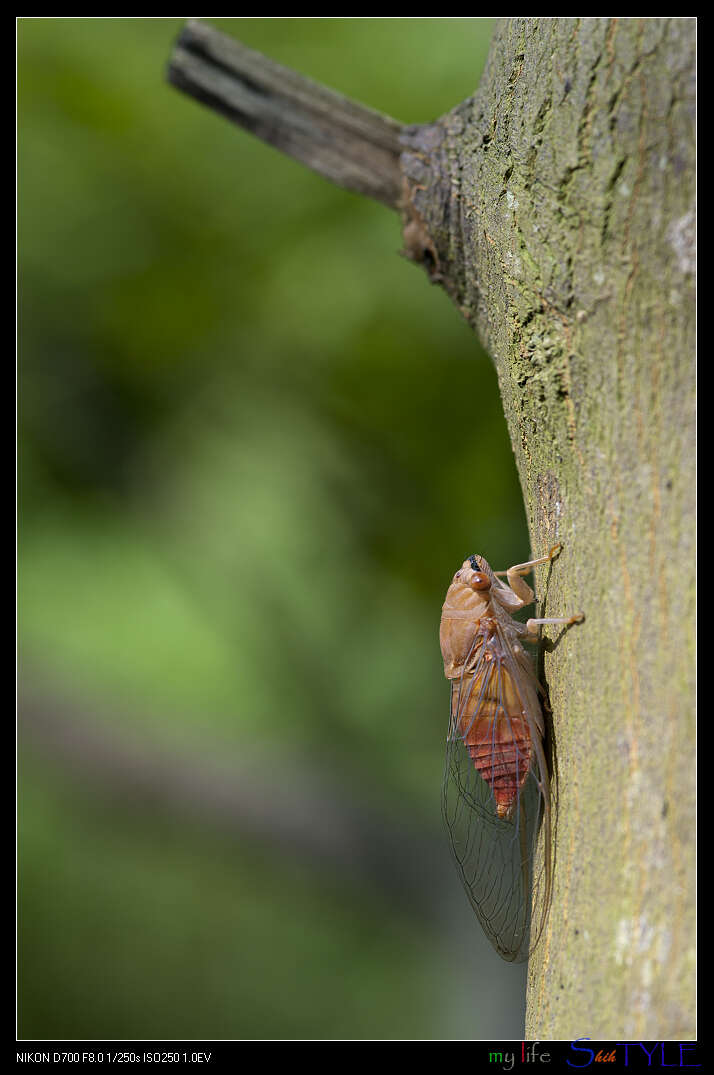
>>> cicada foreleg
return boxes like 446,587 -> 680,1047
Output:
495,544 -> 584,636
494,543 -> 563,606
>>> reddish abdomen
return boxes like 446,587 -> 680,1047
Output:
452,669 -> 533,818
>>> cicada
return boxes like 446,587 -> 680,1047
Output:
440,544 -> 583,962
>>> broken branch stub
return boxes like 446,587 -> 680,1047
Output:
167,20 -> 406,209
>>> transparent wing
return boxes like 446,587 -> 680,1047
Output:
442,628 -> 551,962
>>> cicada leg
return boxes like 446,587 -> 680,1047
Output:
524,612 -> 585,637
493,543 -> 564,607
495,544 -> 584,636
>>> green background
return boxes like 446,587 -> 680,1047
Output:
19,17 -> 530,1040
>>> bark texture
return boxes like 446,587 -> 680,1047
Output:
400,17 -> 695,1038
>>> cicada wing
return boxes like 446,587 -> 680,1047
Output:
499,636 -> 553,955
442,640 -> 550,962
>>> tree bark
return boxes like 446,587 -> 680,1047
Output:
169,16 -> 696,1039
400,17 -> 695,1040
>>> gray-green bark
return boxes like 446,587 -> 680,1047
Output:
169,15 -> 696,1040
401,17 -> 695,1038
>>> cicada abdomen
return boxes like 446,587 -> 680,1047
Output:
440,548 -> 583,962
452,664 -> 533,821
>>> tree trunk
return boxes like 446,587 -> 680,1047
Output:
169,16 -> 696,1039
400,17 -> 695,1039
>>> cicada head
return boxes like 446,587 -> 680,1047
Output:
455,553 -> 494,594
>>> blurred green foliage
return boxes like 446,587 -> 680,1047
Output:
19,18 -> 530,1040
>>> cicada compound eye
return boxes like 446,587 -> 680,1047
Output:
470,572 -> 491,592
